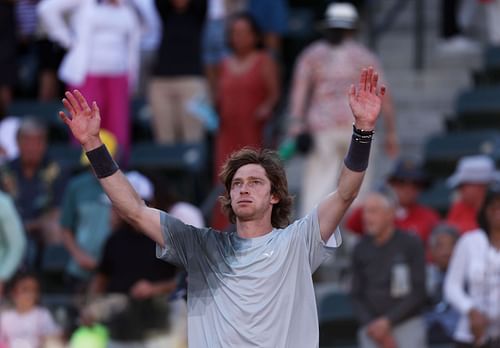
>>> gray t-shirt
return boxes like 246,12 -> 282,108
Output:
156,209 -> 341,348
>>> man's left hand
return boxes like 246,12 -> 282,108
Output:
348,66 -> 386,131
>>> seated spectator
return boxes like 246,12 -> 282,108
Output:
0,118 -> 67,270
60,130 -> 118,292
351,187 -> 427,348
0,190 -> 26,300
425,224 -> 460,344
346,158 -> 440,244
0,272 -> 63,347
445,184 -> 500,347
446,155 -> 500,234
86,171 -> 178,347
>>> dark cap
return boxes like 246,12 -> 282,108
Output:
388,158 -> 430,187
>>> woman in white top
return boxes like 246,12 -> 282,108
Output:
445,184 -> 500,347
37,0 -> 141,159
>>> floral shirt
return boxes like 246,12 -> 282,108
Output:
290,39 -> 385,132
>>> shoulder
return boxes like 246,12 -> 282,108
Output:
458,229 -> 487,246
296,41 -> 329,62
395,230 -> 424,249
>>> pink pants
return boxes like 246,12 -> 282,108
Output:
69,74 -> 130,160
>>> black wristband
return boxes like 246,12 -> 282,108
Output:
85,144 -> 119,179
344,126 -> 373,172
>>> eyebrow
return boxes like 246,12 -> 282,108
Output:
232,176 -> 266,183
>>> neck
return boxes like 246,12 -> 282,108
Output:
21,162 -> 38,179
374,226 -> 395,245
236,218 -> 274,239
490,228 -> 500,248
234,49 -> 254,60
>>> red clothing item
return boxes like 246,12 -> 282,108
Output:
215,52 -> 269,173
345,204 -> 440,244
446,200 -> 479,234
212,52 -> 271,230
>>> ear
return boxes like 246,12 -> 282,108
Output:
270,194 -> 280,205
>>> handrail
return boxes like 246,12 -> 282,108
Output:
366,0 -> 425,71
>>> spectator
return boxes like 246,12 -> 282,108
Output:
89,171 -> 177,298
0,0 -> 17,117
288,2 -> 398,217
86,172 -> 177,347
0,191 -> 26,299
0,115 -> 20,165
0,272 -> 63,347
351,187 -> 427,348
37,0 -> 141,158
59,130 -> 118,292
0,118 -> 66,270
425,224 -> 460,344
346,158 -> 440,244
247,0 -> 288,56
148,0 -> 208,144
446,155 -> 500,234
212,12 -> 280,230
202,0 -> 245,99
444,184 -> 500,347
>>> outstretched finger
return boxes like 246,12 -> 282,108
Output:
370,72 -> 379,93
74,90 -> 92,114
65,91 -> 81,114
359,68 -> 367,91
365,67 -> 373,92
62,98 -> 76,118
91,101 -> 100,118
59,111 -> 71,126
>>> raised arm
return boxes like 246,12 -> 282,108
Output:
59,91 -> 164,246
318,67 -> 385,242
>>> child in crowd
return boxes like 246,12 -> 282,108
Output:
0,272 -> 62,348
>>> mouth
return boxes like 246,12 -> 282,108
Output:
237,199 -> 253,204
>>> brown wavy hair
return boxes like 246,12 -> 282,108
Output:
218,147 -> 293,228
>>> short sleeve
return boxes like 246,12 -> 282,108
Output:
291,209 -> 341,272
156,211 -> 210,269
39,308 -> 62,337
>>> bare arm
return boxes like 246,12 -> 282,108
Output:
59,91 -> 165,246
318,67 -> 385,242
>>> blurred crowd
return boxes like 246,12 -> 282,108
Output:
0,0 -> 500,347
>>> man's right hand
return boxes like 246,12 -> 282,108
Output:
60,90 -> 103,151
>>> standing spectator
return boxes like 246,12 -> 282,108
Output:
247,0 -> 288,56
215,12 -> 279,173
37,0 -> 141,158
444,184 -> 500,347
0,191 -> 26,299
0,0 -> 17,117
289,2 -> 398,217
59,130 -> 118,292
0,272 -> 63,347
212,12 -> 279,230
346,158 -> 440,244
425,224 -> 460,344
0,118 -> 66,270
149,0 -> 208,144
351,188 -> 427,348
446,155 -> 500,234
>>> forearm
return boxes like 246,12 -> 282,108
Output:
62,228 -> 87,259
83,138 -> 145,225
150,279 -> 177,296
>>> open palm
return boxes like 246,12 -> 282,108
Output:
348,67 -> 385,131
59,90 -> 102,148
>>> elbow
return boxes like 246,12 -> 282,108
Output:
120,199 -> 147,229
